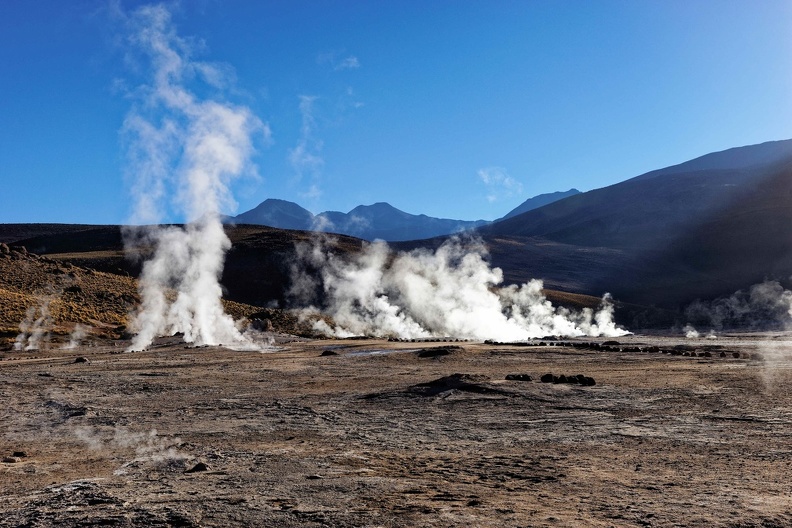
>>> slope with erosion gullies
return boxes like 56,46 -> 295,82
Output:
478,142 -> 792,308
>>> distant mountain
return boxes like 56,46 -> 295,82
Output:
476,139 -> 792,308
232,188 -> 586,242
234,199 -> 314,230
232,200 -> 488,241
11,140 -> 792,329
500,189 -> 580,220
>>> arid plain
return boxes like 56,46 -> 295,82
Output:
2,332 -> 791,527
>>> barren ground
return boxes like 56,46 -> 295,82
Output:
2,334 -> 791,527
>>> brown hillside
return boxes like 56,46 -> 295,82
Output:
0,242 -> 321,348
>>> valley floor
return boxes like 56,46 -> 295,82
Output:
1,334 -> 791,527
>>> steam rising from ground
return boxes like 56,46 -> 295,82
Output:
63,324 -> 90,350
15,297 -> 53,351
121,5 -> 267,351
684,280 -> 792,333
74,426 -> 186,474
290,237 -> 629,340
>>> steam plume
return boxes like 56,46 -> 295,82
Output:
290,237 -> 629,339
63,323 -> 90,350
121,5 -> 266,351
684,280 -> 792,331
15,297 -> 53,351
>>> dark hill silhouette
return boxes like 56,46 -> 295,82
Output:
500,189 -> 580,220
477,139 -> 792,308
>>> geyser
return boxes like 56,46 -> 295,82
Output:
121,4 -> 266,351
290,236 -> 630,340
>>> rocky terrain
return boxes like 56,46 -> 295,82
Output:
1,334 -> 791,527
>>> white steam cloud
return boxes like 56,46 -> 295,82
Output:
15,297 -> 53,351
63,323 -> 90,350
121,4 -> 267,351
74,425 -> 186,474
684,280 -> 792,331
290,237 -> 629,340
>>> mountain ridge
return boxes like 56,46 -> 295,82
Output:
232,188 -> 582,241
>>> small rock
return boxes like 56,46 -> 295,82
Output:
74,357 -> 89,364
305,474 -> 324,480
320,350 -> 338,356
2,456 -> 21,463
417,346 -> 462,358
185,462 -> 208,473
505,374 -> 532,382
12,451 -> 27,458
540,373 -> 554,383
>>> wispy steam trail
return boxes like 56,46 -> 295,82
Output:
684,280 -> 792,331
291,237 -> 629,340
15,297 -> 53,351
122,4 -> 266,351
289,95 -> 324,201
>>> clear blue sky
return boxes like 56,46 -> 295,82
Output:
2,0 -> 791,224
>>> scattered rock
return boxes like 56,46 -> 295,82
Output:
540,373 -> 595,386
410,373 -> 507,397
45,400 -> 87,418
185,462 -> 208,473
417,345 -> 463,358
251,318 -> 274,332
165,509 -> 199,528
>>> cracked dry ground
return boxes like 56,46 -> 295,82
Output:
1,336 -> 791,527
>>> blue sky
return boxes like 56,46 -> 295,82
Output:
1,0 -> 791,224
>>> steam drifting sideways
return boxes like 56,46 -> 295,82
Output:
122,5 -> 267,351
290,237 -> 630,340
